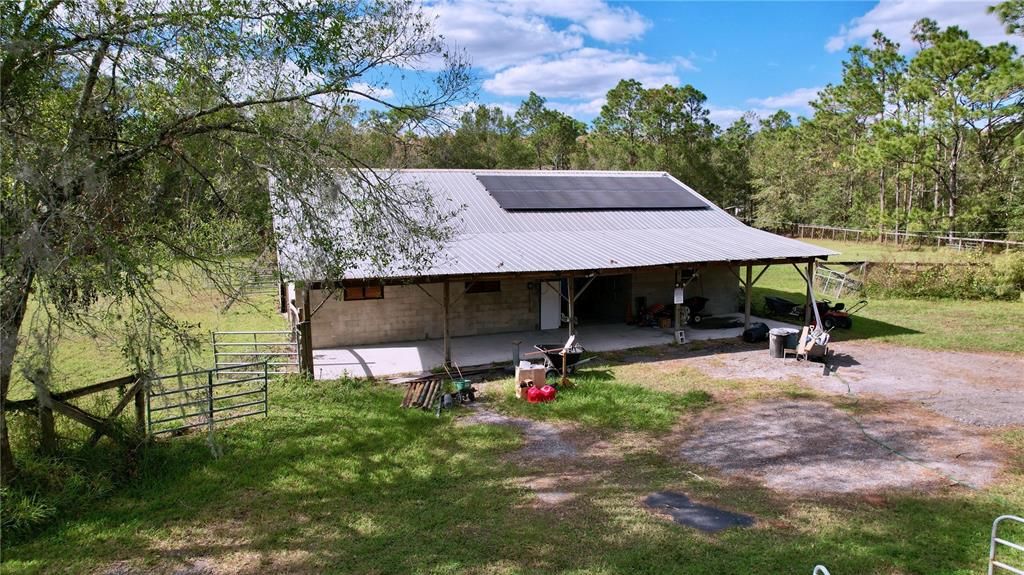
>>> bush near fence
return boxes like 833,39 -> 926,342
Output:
863,252 -> 1024,300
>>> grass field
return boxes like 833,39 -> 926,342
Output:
3,241 -> 1023,573
8,280 -> 286,400
2,367 -> 1022,574
754,239 -> 1024,354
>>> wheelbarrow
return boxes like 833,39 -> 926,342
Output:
533,343 -> 592,380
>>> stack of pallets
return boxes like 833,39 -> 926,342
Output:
401,379 -> 443,410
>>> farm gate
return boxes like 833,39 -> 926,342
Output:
146,361 -> 269,436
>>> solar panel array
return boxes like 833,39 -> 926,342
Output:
476,174 -> 709,211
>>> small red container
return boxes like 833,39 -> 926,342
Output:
539,385 -> 557,402
526,385 -> 543,403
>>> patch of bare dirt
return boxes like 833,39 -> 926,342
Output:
674,340 -> 1024,427
458,406 -> 579,461
678,400 -> 1002,494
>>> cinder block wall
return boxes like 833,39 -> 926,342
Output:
632,269 -> 676,307
631,265 -> 738,315
300,266 -> 739,348
302,279 -> 536,348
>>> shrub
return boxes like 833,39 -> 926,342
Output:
863,251 -> 1024,300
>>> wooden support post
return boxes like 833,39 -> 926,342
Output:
744,265 -> 753,331
36,383 -> 56,454
135,381 -> 146,435
302,285 -> 312,322
298,320 -> 314,378
442,281 -> 451,368
674,268 -> 683,331
567,275 -> 576,336
804,260 -> 815,325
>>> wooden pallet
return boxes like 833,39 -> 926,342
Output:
401,379 -> 443,409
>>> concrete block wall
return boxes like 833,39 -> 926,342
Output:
302,279 -> 537,348
698,264 -> 741,315
302,284 -> 444,348
631,265 -> 739,315
301,266 -> 740,348
450,279 -> 536,336
632,269 -> 676,307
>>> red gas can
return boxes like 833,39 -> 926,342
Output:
526,385 -> 543,403
539,385 -> 557,402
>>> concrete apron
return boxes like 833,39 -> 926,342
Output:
311,313 -> 794,380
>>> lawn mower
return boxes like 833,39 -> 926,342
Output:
763,296 -> 867,330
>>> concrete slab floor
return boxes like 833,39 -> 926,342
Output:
312,313 -> 794,380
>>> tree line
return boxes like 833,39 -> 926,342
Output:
349,14 -> 1024,240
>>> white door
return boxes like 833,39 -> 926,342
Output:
539,281 -> 561,330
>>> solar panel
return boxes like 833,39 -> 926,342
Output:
476,175 -> 709,211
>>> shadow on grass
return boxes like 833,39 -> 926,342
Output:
2,380 -> 1016,575
752,287 -> 920,343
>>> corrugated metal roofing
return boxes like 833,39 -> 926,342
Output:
275,169 -> 836,280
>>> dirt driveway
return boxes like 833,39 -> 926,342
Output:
678,340 -> 1024,427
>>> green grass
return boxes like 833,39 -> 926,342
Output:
753,240 -> 1024,353
2,373 -> 1021,574
804,238 -> 999,263
492,373 -> 713,432
9,281 -> 285,400
5,244 -> 1024,572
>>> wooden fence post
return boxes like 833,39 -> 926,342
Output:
36,384 -> 57,454
134,377 -> 146,435
298,320 -> 314,378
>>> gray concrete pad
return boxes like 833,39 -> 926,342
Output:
312,314 -> 791,379
643,491 -> 755,532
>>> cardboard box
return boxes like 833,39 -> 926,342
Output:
515,365 -> 547,399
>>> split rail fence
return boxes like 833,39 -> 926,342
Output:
8,361 -> 275,451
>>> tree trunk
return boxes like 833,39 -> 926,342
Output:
878,167 -> 886,243
0,258 -> 35,484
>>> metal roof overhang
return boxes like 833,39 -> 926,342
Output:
302,254 -> 827,289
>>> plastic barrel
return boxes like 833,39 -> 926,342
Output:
783,329 -> 800,349
768,328 -> 789,358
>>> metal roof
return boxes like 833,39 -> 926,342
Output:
275,169 -> 836,280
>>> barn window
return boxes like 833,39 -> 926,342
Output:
344,285 -> 383,301
465,280 -> 501,294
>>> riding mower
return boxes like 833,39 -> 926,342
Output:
763,295 -> 867,330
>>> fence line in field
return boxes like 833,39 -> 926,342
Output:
789,224 -> 1024,251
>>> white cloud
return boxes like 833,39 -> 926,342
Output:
426,1 -> 583,71
707,106 -> 780,128
826,0 -> 1023,53
348,82 -> 395,101
747,86 -> 822,110
425,0 -> 651,71
490,0 -> 650,43
549,97 -> 607,116
482,48 -> 680,99
707,107 -> 748,127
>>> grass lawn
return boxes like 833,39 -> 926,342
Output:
799,238 -> 996,263
753,239 -> 1024,354
4,243 -> 1023,573
2,366 -> 1022,574
8,280 -> 285,400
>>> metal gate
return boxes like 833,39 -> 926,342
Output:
146,361 -> 269,436
212,329 -> 300,376
990,515 -> 1024,575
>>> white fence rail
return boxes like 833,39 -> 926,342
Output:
794,224 -> 1023,251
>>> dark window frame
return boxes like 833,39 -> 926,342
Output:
465,280 -> 501,294
344,284 -> 384,301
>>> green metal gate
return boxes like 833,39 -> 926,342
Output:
212,330 -> 300,376
146,361 -> 269,436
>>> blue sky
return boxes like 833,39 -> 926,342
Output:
410,0 -> 1022,127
